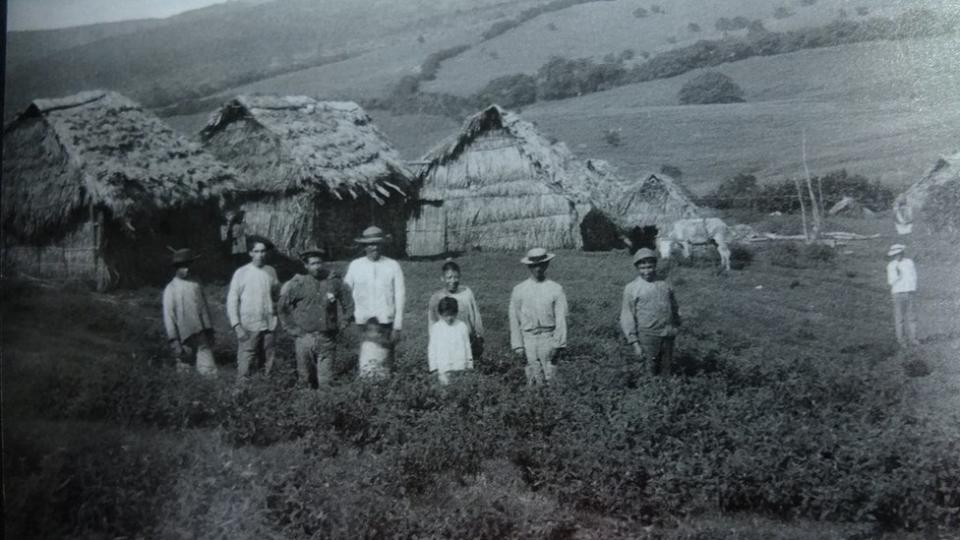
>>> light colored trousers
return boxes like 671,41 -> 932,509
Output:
295,331 -> 337,387
177,332 -> 217,376
522,330 -> 559,385
237,330 -> 275,379
358,323 -> 393,380
892,292 -> 919,346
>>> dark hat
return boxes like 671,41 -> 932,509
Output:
355,226 -> 390,245
171,248 -> 201,266
299,246 -> 326,259
520,247 -> 556,265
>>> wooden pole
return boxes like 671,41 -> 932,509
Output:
802,129 -> 820,241
794,176 -> 809,241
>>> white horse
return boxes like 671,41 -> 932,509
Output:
658,217 -> 732,271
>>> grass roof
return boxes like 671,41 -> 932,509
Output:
200,95 -> 412,203
903,151 -> 960,210
3,90 -> 236,240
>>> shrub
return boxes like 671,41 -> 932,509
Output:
473,73 -> 538,109
602,128 -> 622,147
619,48 -> 636,61
633,7 -> 648,18
666,36 -> 678,44
535,56 -> 626,100
678,71 -> 745,105
766,242 -> 835,268
651,4 -> 664,14
704,173 -> 758,209
688,22 -> 701,32
420,44 -> 470,81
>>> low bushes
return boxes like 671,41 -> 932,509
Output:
765,242 -> 836,268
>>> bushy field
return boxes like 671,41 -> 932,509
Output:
4,242 -> 960,539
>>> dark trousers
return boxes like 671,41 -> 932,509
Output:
636,334 -> 675,376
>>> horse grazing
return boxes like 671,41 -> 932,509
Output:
658,218 -> 732,271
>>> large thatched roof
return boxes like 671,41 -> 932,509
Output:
590,160 -> 701,228
901,151 -> 959,211
3,90 -> 236,241
200,95 -> 412,203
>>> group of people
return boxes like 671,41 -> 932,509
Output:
161,226 -> 684,386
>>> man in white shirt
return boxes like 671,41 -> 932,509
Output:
163,248 -> 217,375
227,239 -> 280,379
886,244 -> 919,347
509,248 -> 568,385
343,226 -> 406,378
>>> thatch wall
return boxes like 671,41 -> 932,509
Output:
2,90 -> 238,288
201,95 -> 414,257
900,152 -> 959,221
617,172 -> 701,229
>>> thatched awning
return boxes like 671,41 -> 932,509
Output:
200,95 -> 413,203
2,90 -> 237,241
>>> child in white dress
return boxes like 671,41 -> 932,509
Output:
427,297 -> 473,385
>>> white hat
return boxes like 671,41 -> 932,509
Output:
520,247 -> 555,265
355,226 -> 389,244
887,244 -> 906,257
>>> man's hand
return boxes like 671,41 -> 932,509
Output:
234,325 -> 249,340
390,328 -> 402,344
632,342 -> 645,359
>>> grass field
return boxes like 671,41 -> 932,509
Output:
4,214 -> 960,538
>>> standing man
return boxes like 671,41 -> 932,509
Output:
278,247 -> 353,389
886,244 -> 920,347
343,226 -> 406,378
619,248 -> 681,376
509,248 -> 568,385
162,248 -> 217,375
227,238 -> 280,380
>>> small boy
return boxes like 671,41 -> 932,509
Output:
358,317 -> 391,379
509,248 -> 568,386
162,248 -> 217,375
428,297 -> 474,385
886,244 -> 919,347
619,248 -> 681,376
427,260 -> 484,359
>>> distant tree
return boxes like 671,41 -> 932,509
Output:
732,16 -> 751,29
678,72 -> 746,104
619,49 -> 636,61
603,52 -> 617,63
639,50 -> 651,59
688,22 -> 701,32
474,73 -> 537,109
705,173 -> 758,209
417,34 -> 426,44
856,6 -> 870,16
602,128 -> 622,146
715,17 -> 733,31
651,4 -> 664,14
633,7 -> 648,18
747,19 -> 769,39
546,22 -> 558,31
774,6 -> 794,19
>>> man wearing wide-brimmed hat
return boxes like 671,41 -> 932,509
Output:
227,238 -> 281,379
343,226 -> 406,378
886,243 -> 920,347
162,248 -> 217,375
279,246 -> 354,388
509,247 -> 568,385
619,248 -> 681,376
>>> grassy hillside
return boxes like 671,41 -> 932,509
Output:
5,18 -> 166,67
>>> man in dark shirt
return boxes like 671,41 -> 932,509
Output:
278,247 -> 354,388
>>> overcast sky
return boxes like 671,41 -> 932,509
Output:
7,0 -> 230,30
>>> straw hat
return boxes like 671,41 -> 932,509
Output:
632,247 -> 659,265
520,247 -> 555,265
887,244 -> 906,257
170,248 -> 201,266
355,226 -> 389,244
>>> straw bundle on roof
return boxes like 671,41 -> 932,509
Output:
200,95 -> 414,256
2,90 -> 236,243
413,105 -> 623,253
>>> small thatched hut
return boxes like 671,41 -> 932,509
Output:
406,105 -> 620,256
897,152 -> 960,231
614,169 -> 701,229
2,91 -> 237,289
200,95 -> 414,258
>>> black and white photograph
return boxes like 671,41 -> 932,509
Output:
2,0 -> 959,537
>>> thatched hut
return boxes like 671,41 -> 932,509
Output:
406,105 -> 620,256
2,91 -> 237,289
897,152 -> 960,231
614,169 -> 701,229
200,95 -> 414,258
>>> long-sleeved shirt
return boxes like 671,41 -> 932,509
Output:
508,278 -> 568,350
343,256 -> 406,330
428,319 -> 473,374
427,287 -> 483,337
887,258 -> 917,294
226,263 -> 280,332
619,277 -> 681,342
162,277 -> 214,343
278,272 -> 353,336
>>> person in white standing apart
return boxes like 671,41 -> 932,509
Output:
509,248 -> 568,386
886,244 -> 920,348
227,239 -> 280,380
428,297 -> 474,385
162,248 -> 217,375
343,226 -> 406,379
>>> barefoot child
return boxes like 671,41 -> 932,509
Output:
427,260 -> 484,359
428,297 -> 473,385
619,248 -> 681,376
162,248 -> 217,375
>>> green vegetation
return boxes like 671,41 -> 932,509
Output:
677,72 -> 745,105
703,170 -> 895,213
481,0 -> 617,41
